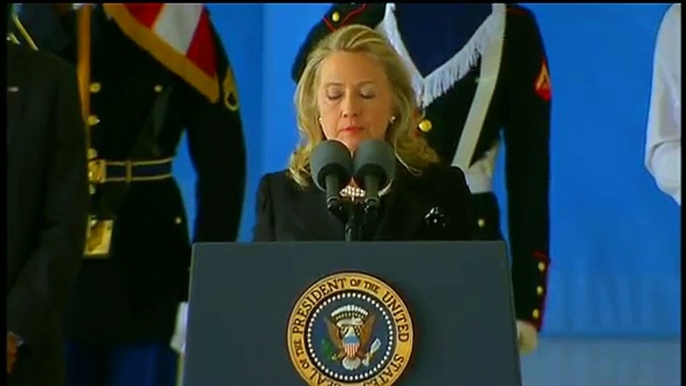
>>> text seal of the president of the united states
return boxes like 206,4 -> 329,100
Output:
287,272 -> 414,385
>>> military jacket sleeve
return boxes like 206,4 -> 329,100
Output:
181,23 -> 246,243
501,6 -> 552,330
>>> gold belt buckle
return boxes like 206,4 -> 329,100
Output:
88,159 -> 107,184
84,217 -> 114,259
125,160 -> 134,183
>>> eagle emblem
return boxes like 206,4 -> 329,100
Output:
287,272 -> 414,385
322,305 -> 382,371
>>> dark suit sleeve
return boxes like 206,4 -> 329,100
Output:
252,174 -> 276,242
7,56 -> 89,350
291,3 -> 385,83
502,8 -> 552,330
182,26 -> 246,244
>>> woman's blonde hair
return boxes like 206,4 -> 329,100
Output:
289,24 -> 439,188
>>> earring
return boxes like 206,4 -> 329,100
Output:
389,116 -> 396,124
318,116 -> 323,123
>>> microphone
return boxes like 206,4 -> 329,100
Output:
309,140 -> 353,211
352,139 -> 396,209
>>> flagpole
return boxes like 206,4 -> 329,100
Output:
76,4 -> 92,126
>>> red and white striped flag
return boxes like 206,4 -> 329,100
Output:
103,3 -> 221,103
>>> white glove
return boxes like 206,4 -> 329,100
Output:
516,319 -> 538,356
170,301 -> 189,355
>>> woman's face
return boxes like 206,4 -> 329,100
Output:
316,51 -> 394,152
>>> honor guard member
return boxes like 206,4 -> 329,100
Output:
292,3 -> 552,354
10,3 -> 247,385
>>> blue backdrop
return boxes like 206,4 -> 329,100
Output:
171,3 -> 680,338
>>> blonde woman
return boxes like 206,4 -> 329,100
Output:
253,25 -> 473,241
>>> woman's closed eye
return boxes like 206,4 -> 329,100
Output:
360,91 -> 376,99
326,92 -> 343,101
324,91 -> 375,101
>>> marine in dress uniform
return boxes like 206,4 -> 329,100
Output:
10,3 -> 246,385
292,3 -> 552,353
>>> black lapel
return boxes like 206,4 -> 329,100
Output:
286,165 -> 445,241
6,44 -> 27,149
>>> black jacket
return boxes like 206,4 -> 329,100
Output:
253,163 -> 473,242
7,42 -> 89,386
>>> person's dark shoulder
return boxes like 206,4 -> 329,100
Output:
505,3 -> 541,33
506,3 -> 536,19
257,169 -> 316,202
258,170 -> 294,192
8,43 -> 76,85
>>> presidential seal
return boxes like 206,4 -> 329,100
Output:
287,272 -> 414,386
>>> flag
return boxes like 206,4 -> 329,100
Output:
103,3 -> 221,103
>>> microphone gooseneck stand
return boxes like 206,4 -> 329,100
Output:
344,203 -> 363,242
329,199 -> 377,242
339,199 -> 381,242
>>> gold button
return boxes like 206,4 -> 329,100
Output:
175,217 -> 183,225
332,11 -> 340,22
477,218 -> 486,228
536,286 -> 544,295
88,148 -> 98,159
87,115 -> 100,126
89,185 -> 96,195
418,119 -> 432,133
154,84 -> 163,93
537,262 -> 546,272
90,82 -> 101,93
532,309 -> 540,319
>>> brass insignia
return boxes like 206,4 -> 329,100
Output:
88,159 -> 106,184
287,272 -> 414,385
85,218 -> 114,259
222,65 -> 239,112
90,82 -> 102,93
418,118 -> 432,133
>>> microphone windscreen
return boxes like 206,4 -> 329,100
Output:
309,140 -> 353,191
352,139 -> 396,190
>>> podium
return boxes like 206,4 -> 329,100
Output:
183,241 -> 522,385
